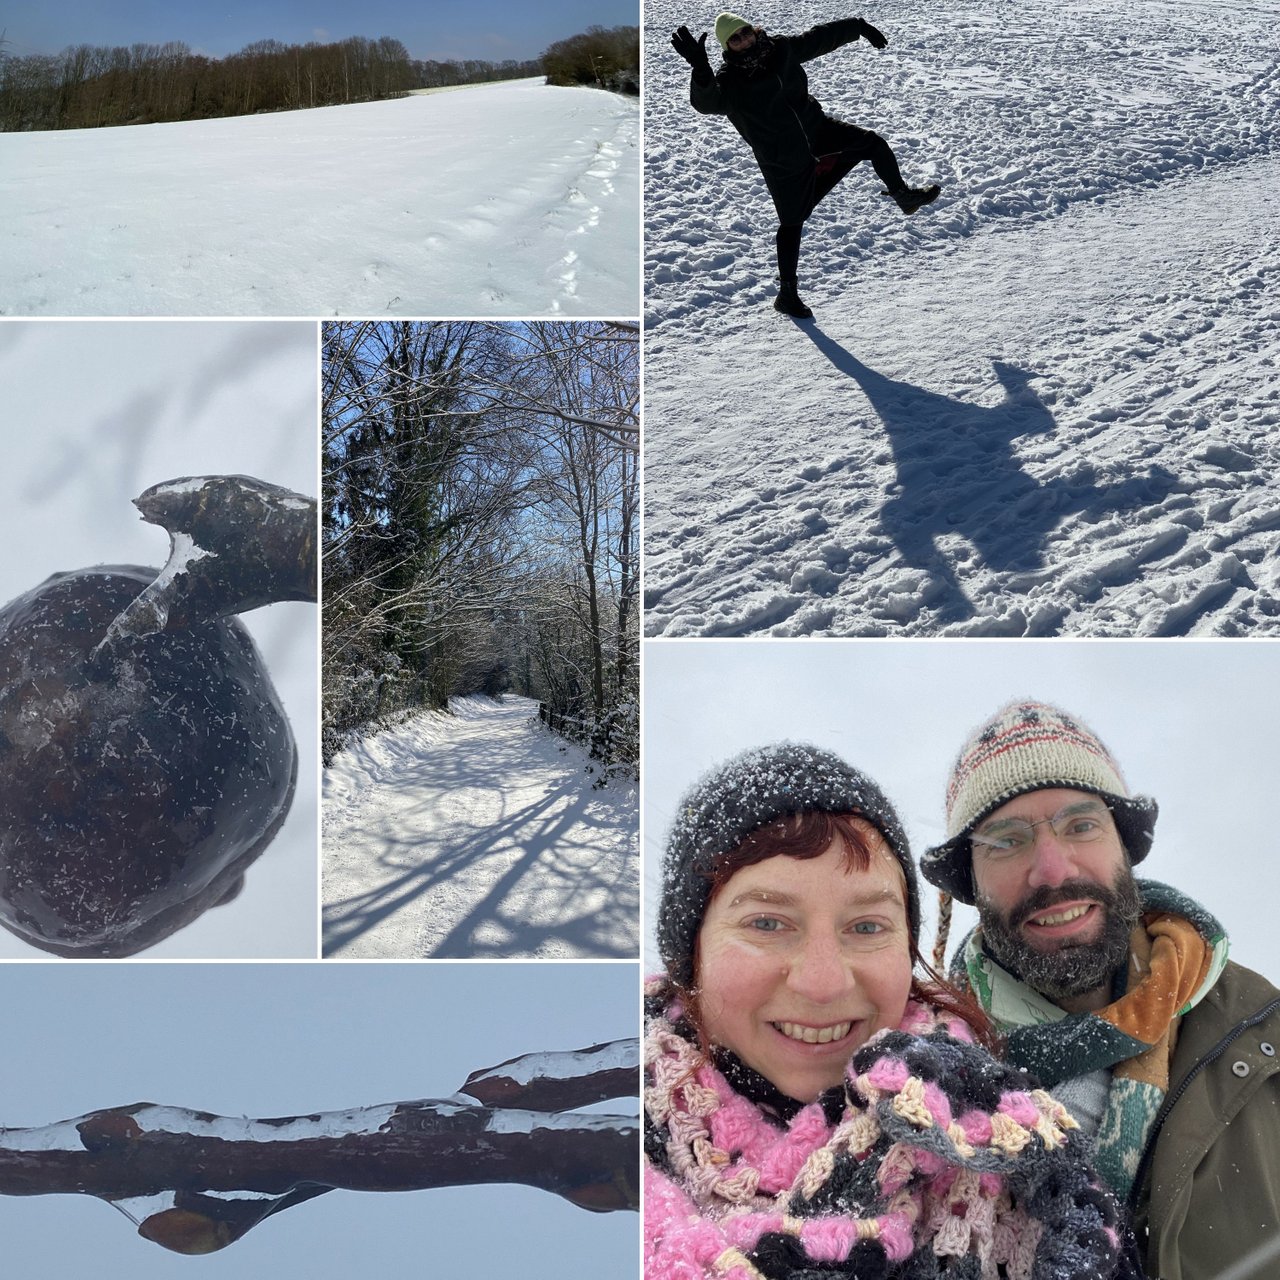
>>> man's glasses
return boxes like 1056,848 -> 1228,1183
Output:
971,802 -> 1114,861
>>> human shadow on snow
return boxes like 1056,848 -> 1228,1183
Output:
800,327 -> 1178,626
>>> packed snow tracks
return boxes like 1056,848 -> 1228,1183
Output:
321,696 -> 638,959
642,0 -> 1280,636
0,78 -> 639,316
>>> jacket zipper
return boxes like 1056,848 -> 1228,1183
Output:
1128,994 -> 1280,1211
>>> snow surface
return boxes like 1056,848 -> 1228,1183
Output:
2,79 -> 639,317
643,0 -> 1280,636
322,696 -> 638,958
470,1040 -> 641,1089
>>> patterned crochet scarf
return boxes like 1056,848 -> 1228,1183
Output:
644,979 -> 1124,1280
958,879 -> 1228,1198
723,30 -> 776,79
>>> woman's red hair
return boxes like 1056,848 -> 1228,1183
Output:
683,810 -> 999,1055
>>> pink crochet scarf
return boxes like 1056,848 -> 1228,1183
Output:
644,979 -> 1124,1280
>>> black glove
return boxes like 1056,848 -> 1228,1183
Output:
857,18 -> 888,48
672,26 -> 713,80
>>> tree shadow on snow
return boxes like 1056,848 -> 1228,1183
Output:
322,738 -> 636,959
800,327 -> 1177,625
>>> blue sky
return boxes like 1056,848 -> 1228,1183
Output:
3,0 -> 638,63
0,962 -> 639,1277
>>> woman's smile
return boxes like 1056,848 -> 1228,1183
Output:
696,833 -> 913,1102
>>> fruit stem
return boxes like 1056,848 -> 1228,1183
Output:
94,475 -> 316,655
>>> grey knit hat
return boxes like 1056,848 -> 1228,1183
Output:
920,700 -> 1158,905
658,742 -> 920,989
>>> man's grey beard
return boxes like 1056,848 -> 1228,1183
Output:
976,868 -> 1144,1002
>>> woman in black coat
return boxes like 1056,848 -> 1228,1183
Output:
672,12 -> 940,318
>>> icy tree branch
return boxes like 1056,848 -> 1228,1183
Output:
0,1042 -> 638,1255
459,1038 -> 639,1111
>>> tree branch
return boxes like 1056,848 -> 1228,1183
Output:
0,1041 -> 638,1254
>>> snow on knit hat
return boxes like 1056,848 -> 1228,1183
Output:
714,11 -> 752,47
920,699 -> 1158,905
658,742 -> 919,989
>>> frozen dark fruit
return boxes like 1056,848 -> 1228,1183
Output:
0,564 -> 296,958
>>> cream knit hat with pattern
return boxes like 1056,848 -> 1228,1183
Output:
920,700 -> 1157,905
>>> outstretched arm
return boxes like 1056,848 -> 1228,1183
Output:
672,26 -> 727,114
791,16 -> 888,62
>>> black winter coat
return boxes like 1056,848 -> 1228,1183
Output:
690,19 -> 868,224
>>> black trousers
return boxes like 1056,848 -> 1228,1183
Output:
776,120 -> 905,283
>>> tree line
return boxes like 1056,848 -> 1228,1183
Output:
0,35 -> 413,131
322,321 -> 638,778
0,22 -> 637,132
542,25 -> 638,95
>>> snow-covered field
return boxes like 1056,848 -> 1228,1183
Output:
2,79 -> 639,317
642,0 -> 1280,636
322,696 -> 638,959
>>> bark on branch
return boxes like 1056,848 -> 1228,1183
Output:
0,1040 -> 638,1255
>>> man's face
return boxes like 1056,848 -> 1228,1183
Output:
970,787 -> 1142,1003
727,25 -> 757,52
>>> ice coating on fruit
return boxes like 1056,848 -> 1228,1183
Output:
97,474 -> 317,652
0,565 -> 297,957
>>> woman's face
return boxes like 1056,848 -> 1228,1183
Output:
695,825 -> 913,1103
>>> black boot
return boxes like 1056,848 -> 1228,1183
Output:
884,183 -> 941,215
773,279 -> 813,319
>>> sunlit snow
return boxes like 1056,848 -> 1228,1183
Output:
322,695 -> 638,958
643,0 -> 1279,636
2,79 -> 639,317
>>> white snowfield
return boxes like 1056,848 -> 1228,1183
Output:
322,696 -> 638,959
643,0 -> 1280,636
2,78 -> 639,317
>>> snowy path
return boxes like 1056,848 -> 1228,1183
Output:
643,0 -> 1280,636
321,697 -> 638,959
1,79 -> 639,317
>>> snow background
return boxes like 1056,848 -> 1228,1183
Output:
0,319 -> 318,959
1,79 -> 640,318
642,0 -> 1280,637
0,962 -> 639,1278
323,696 -> 639,959
642,639 -> 1278,983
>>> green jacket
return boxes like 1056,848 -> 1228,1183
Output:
1132,958 -> 1280,1279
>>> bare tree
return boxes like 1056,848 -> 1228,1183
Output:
321,322 -> 639,775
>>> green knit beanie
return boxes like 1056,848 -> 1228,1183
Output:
715,12 -> 752,48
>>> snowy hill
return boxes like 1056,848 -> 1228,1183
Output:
2,79 -> 639,317
642,0 -> 1280,636
322,696 -> 639,959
